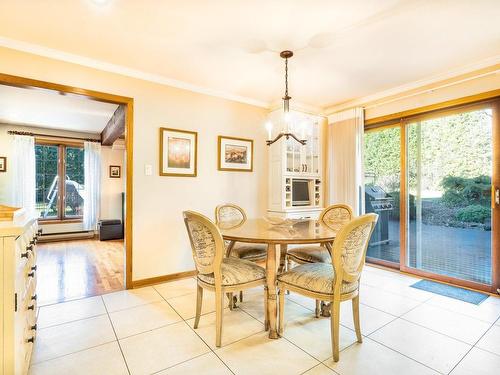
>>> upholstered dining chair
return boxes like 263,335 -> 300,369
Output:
215,203 -> 267,302
286,203 -> 353,316
277,213 -> 378,362
183,210 -> 267,347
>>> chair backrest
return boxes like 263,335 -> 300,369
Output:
331,213 -> 378,288
215,203 -> 247,227
183,210 -> 225,277
319,204 -> 353,231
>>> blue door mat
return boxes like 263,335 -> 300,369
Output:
410,279 -> 488,305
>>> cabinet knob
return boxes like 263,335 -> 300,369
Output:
26,245 -> 33,252
31,324 -> 37,331
21,252 -> 29,259
31,294 -> 37,301
28,271 -> 35,278
31,265 -> 37,271
30,239 -> 36,245
27,304 -> 35,310
27,337 -> 35,343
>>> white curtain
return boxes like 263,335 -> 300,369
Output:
83,141 -> 101,231
13,135 -> 36,210
327,108 -> 365,216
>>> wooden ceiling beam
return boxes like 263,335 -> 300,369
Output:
101,105 -> 125,145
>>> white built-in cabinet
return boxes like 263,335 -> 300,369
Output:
267,110 -> 325,219
1,208 -> 39,375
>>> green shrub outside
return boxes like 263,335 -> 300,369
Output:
456,205 -> 491,223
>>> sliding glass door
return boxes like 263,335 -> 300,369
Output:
405,107 -> 493,284
364,126 -> 401,265
364,99 -> 499,292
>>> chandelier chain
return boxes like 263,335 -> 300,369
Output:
284,57 -> 288,98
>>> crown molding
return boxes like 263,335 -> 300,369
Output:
0,36 -> 270,109
323,55 -> 500,115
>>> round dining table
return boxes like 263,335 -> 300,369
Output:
219,218 -> 338,339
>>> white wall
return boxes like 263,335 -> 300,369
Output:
0,47 -> 268,281
100,145 -> 125,221
364,74 -> 500,120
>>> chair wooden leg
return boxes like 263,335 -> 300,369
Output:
264,286 -> 269,331
352,295 -> 363,343
315,300 -> 321,318
278,286 -> 285,336
216,290 -> 224,347
227,293 -> 234,310
239,290 -> 243,302
330,299 -> 340,362
194,284 -> 203,329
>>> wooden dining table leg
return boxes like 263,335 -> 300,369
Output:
266,243 -> 280,339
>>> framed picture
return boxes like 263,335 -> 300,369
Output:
0,157 -> 6,172
218,136 -> 253,172
159,127 -> 197,177
109,165 -> 121,178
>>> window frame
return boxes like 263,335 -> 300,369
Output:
35,139 -> 85,223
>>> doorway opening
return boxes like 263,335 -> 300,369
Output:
0,73 -> 133,305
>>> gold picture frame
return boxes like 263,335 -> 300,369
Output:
218,136 -> 253,172
0,157 -> 6,172
159,127 -> 198,177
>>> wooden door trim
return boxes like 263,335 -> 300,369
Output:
0,72 -> 134,289
492,99 -> 499,292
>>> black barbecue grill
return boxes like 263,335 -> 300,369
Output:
365,186 -> 394,246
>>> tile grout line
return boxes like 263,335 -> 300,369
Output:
298,362 -> 337,375
149,351 -> 218,375
30,340 -> 119,367
421,298 -> 500,324
155,283 -> 237,375
446,315 -> 500,374
36,312 -> 109,331
363,334 -> 449,375
364,298 -> 427,338
101,295 -> 132,375
397,315 -> 489,347
351,299 -> 456,374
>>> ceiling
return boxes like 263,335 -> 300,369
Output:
0,84 -> 118,133
0,0 -> 499,109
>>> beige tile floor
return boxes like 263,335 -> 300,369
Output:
29,265 -> 500,375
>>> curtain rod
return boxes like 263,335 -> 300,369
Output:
7,130 -> 101,143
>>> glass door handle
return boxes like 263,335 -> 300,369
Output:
493,186 -> 500,208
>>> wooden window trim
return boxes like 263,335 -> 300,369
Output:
36,140 -> 84,223
364,89 -> 500,128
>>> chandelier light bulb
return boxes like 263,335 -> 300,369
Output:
266,121 -> 273,140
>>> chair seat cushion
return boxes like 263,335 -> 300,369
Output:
198,257 -> 266,286
278,263 -> 358,295
230,243 -> 267,261
287,246 -> 331,264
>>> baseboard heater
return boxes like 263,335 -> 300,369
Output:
37,230 -> 96,242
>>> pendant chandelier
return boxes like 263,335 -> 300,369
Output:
266,50 -> 307,146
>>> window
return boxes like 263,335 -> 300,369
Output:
35,142 -> 85,221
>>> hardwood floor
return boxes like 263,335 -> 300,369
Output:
36,239 -> 124,306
